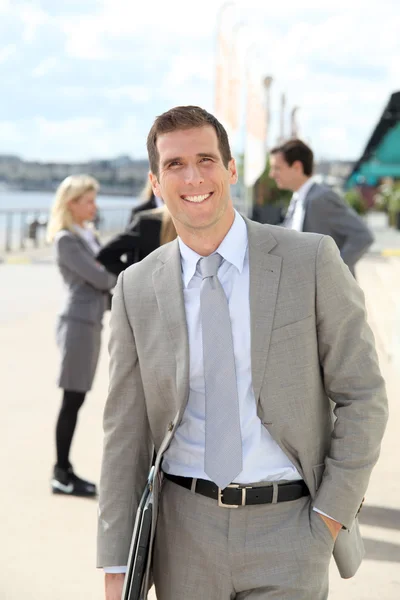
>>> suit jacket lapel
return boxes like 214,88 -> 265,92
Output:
152,221 -> 282,413
71,230 -> 100,256
152,240 -> 190,413
245,218 -> 282,402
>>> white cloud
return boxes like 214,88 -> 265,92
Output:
0,44 -> 17,63
1,0 -> 400,161
61,16 -> 109,59
104,86 -> 152,103
3,116 -> 143,162
32,57 -> 58,78
164,55 -> 214,88
0,0 -> 11,12
59,0 -> 221,60
242,4 -> 400,158
0,120 -> 24,142
19,3 -> 50,43
33,116 -> 105,138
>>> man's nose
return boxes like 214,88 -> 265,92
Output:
184,164 -> 204,185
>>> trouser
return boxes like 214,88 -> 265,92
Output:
153,478 -> 334,599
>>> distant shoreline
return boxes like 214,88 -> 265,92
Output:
0,184 -> 139,197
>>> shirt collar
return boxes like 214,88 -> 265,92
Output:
178,210 -> 248,288
73,223 -> 94,239
295,178 -> 315,203
73,224 -> 88,237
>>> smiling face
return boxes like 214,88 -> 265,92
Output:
149,126 -> 237,243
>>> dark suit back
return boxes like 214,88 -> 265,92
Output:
302,183 -> 374,274
97,210 -> 163,276
127,195 -> 157,227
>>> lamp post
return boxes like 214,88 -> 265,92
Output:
263,75 -> 273,150
278,92 -> 286,143
290,106 -> 299,138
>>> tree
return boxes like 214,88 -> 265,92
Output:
254,157 -> 292,207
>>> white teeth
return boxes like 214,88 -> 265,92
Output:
183,194 -> 211,203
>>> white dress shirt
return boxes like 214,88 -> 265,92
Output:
163,211 -> 301,483
104,209 -> 333,573
73,224 -> 101,254
285,178 -> 315,232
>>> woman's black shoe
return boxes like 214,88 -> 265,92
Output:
51,465 -> 97,497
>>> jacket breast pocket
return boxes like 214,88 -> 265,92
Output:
270,315 -> 314,345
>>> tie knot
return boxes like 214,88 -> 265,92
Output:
199,253 -> 222,279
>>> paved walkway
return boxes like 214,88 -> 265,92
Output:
365,211 -> 400,256
1,253 -> 399,599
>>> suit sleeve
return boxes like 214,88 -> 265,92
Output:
97,271 -> 152,568
56,234 -> 116,290
311,191 -> 374,267
96,231 -> 140,276
313,236 -> 388,529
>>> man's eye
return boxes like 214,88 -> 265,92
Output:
200,157 -> 212,163
169,161 -> 181,167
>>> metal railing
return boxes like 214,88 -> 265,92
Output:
0,206 -> 132,255
0,197 -> 251,255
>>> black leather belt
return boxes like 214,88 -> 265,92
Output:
164,473 -> 309,507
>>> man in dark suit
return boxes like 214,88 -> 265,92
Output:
269,139 -> 374,276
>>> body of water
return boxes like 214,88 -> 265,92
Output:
0,190 -> 140,250
0,189 -> 138,216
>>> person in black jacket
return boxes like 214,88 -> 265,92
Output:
127,180 -> 164,226
97,204 -> 176,276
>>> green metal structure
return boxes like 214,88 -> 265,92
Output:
346,91 -> 400,188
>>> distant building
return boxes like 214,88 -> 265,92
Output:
314,160 -> 355,191
0,155 -> 149,195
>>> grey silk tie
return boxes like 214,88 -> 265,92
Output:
199,253 -> 243,489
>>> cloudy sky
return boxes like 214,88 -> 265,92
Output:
0,0 -> 399,162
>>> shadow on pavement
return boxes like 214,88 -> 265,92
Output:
359,506 -> 400,563
363,538 -> 400,562
359,505 -> 400,530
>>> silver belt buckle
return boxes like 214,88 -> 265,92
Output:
218,484 -> 249,508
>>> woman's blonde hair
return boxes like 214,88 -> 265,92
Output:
46,174 -> 99,243
160,206 -> 177,245
140,179 -> 155,202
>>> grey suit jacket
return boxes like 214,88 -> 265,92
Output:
97,218 -> 387,588
302,183 -> 374,274
55,230 -> 116,324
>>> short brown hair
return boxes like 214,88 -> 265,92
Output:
270,139 -> 314,176
147,106 -> 232,177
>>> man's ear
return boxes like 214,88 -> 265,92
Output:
293,160 -> 304,176
149,172 -> 160,197
228,158 -> 238,185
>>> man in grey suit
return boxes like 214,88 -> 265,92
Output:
98,106 -> 388,600
269,139 -> 374,276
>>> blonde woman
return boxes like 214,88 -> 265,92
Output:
97,201 -> 177,275
47,175 -> 116,497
